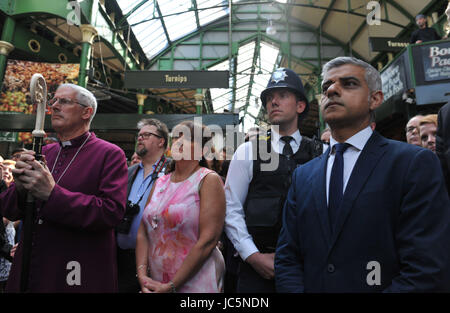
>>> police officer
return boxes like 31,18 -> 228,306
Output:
224,68 -> 322,292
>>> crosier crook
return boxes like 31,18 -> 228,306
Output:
20,74 -> 47,292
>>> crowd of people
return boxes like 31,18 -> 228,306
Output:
0,54 -> 449,293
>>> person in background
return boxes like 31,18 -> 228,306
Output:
1,160 -> 15,188
321,128 -> 331,145
419,114 -> 437,153
10,149 -> 25,163
130,152 -> 142,167
244,127 -> 264,142
0,215 -> 15,293
410,14 -> 441,44
405,115 -> 423,146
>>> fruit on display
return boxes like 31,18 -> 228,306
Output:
17,132 -> 32,145
0,59 -> 79,143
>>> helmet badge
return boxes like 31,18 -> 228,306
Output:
271,69 -> 288,83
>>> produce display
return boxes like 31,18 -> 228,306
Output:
0,60 -> 80,144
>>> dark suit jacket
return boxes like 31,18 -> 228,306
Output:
127,164 -> 140,197
437,102 -> 450,195
275,131 -> 450,292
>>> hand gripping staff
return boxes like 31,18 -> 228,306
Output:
20,74 -> 47,292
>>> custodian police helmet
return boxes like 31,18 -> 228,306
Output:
260,68 -> 309,120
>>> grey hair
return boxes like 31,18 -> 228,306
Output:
57,83 -> 97,123
321,57 -> 382,93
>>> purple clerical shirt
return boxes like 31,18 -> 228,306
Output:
0,132 -> 127,292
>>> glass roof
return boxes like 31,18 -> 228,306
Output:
116,0 -> 229,59
210,41 -> 280,132
112,0 -> 436,135
115,0 -> 289,133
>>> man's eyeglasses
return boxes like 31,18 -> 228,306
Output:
137,132 -> 162,140
48,97 -> 88,108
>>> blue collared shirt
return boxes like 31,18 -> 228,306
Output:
117,161 -> 160,249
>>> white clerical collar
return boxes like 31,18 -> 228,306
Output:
61,141 -> 72,147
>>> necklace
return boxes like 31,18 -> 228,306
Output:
51,132 -> 91,184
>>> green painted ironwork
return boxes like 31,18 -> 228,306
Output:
117,0 -> 149,28
10,23 -> 78,63
242,34 -> 260,123
384,0 -> 415,22
154,0 -> 171,46
78,42 -> 92,88
407,45 -> 416,88
191,0 -> 201,29
0,16 -> 16,88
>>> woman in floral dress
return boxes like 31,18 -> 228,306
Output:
136,121 -> 225,293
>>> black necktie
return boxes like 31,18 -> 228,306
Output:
328,143 -> 351,231
280,136 -> 294,157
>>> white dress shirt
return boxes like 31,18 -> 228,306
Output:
224,128 -> 302,261
326,126 -> 373,205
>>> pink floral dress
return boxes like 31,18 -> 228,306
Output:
142,167 -> 225,293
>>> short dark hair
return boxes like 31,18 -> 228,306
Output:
137,118 -> 169,149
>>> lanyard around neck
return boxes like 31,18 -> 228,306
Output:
135,155 -> 167,204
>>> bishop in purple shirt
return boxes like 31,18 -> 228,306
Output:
0,84 -> 128,292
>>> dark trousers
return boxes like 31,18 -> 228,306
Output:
116,247 -> 140,293
236,260 -> 275,293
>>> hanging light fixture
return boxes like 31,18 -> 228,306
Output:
254,97 -> 259,108
266,19 -> 277,35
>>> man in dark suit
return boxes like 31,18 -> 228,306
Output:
437,101 -> 450,195
275,57 -> 450,292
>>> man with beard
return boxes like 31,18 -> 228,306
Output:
410,14 -> 441,44
116,118 -> 170,293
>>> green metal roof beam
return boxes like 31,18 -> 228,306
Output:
231,55 -> 238,112
191,0 -> 201,28
317,0 -> 338,30
176,41 -> 340,47
148,15 -> 364,69
157,57 -> 220,61
124,1 -> 406,31
350,17 -> 369,43
383,0 -> 415,22
117,0 -> 150,28
243,36 -> 260,119
154,0 -> 172,46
